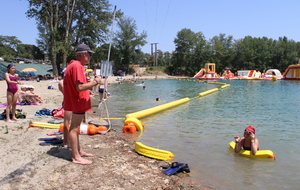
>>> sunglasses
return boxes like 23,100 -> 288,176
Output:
244,130 -> 252,135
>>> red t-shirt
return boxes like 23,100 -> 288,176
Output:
63,60 -> 91,113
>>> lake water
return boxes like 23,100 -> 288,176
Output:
93,78 -> 300,189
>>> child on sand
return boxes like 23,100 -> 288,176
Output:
4,64 -> 24,122
27,85 -> 45,104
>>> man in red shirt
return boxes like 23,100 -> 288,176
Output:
64,44 -> 102,165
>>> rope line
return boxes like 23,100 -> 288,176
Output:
159,0 -> 172,43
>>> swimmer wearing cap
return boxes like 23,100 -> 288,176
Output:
234,126 -> 260,155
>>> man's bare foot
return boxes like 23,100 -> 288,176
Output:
6,119 -> 14,123
72,158 -> 92,165
80,151 -> 93,157
12,118 -> 19,121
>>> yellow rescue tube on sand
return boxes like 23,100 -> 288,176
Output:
135,142 -> 175,160
30,122 -> 60,129
198,88 -> 218,97
126,97 -> 190,119
124,117 -> 144,131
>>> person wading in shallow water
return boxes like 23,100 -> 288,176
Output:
63,44 -> 103,165
234,126 -> 260,155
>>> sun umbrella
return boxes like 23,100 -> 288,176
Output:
85,69 -> 93,72
21,68 -> 37,72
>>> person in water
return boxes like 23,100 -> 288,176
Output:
4,64 -> 24,122
234,126 -> 260,155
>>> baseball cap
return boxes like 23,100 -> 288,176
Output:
76,44 -> 95,54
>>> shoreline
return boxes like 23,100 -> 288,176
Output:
0,75 -> 208,189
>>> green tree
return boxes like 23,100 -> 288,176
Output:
17,44 -> 44,60
114,16 -> 147,68
173,28 -> 197,73
0,35 -> 22,60
209,33 -> 234,72
192,32 -> 211,73
173,29 -> 210,75
26,0 -> 114,77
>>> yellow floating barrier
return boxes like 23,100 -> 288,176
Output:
126,97 -> 190,119
221,84 -> 231,89
198,88 -> 218,97
135,142 -> 174,160
124,117 -> 144,131
208,82 -> 226,85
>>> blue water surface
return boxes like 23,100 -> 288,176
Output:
98,79 -> 300,189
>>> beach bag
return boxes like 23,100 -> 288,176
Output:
1,109 -> 26,119
53,107 -> 64,118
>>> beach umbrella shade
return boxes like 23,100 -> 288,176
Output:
21,68 -> 37,72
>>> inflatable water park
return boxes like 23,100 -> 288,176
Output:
263,69 -> 283,80
282,64 -> 300,80
193,63 -> 221,80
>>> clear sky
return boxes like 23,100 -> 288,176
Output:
1,0 -> 300,54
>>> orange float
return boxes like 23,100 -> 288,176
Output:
59,123 -> 69,132
78,124 -> 98,135
60,123 -> 103,135
97,125 -> 108,132
123,124 -> 137,133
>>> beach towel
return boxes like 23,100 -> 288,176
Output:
0,102 -> 36,107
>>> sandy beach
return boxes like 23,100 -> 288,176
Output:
0,75 -> 207,189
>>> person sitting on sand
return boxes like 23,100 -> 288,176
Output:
28,85 -> 45,104
18,85 -> 31,105
18,85 -> 42,105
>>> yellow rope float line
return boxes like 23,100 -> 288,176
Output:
199,88 -> 219,97
126,97 -> 190,119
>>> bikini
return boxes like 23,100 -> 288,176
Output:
98,88 -> 105,93
242,138 -> 259,150
7,74 -> 18,94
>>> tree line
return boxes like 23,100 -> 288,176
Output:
169,29 -> 300,76
1,0 -> 300,77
